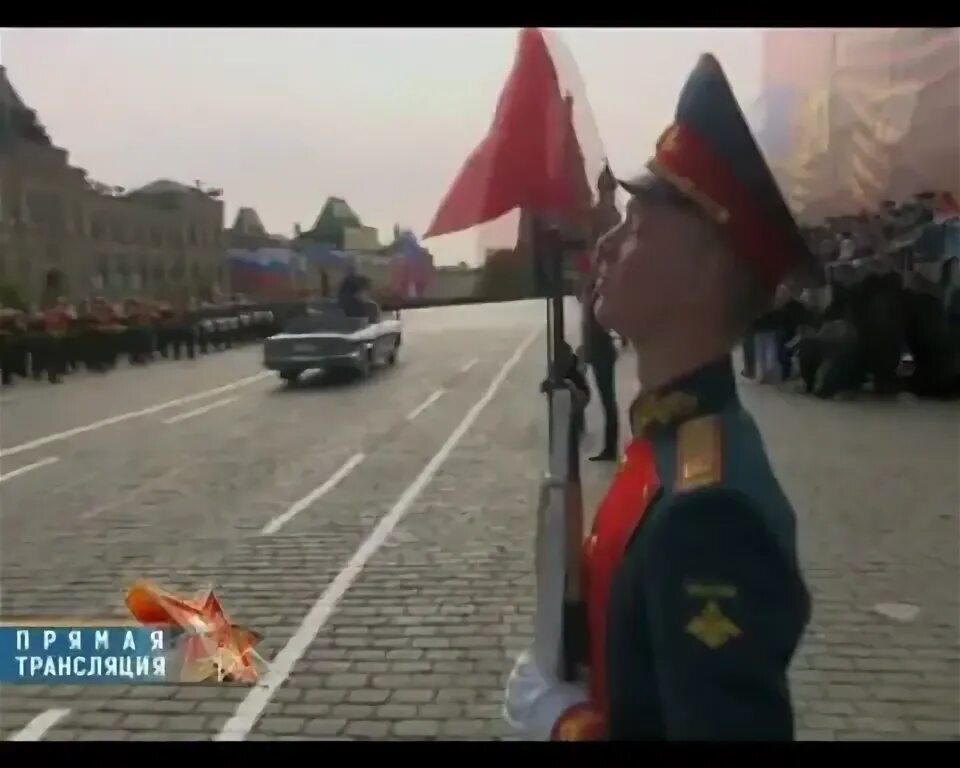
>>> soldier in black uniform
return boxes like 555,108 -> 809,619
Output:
581,165 -> 623,462
338,273 -> 373,319
168,302 -> 197,360
0,309 -> 29,385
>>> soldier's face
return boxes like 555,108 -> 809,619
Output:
594,196 -> 704,342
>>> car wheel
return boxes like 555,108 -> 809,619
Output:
279,369 -> 301,384
387,341 -> 399,365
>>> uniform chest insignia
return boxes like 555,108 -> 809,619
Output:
686,599 -> 741,650
675,414 -> 723,492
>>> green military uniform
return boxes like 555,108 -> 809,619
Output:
604,355 -> 810,739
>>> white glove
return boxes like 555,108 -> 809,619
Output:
502,648 -> 589,741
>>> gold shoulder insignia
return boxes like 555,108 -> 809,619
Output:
686,600 -> 741,650
675,414 -> 722,492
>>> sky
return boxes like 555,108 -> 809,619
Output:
1,27 -> 764,265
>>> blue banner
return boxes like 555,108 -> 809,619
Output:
0,625 -> 176,685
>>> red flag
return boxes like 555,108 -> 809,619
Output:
424,28 -> 592,240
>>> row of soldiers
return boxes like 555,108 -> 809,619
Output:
0,297 -> 277,386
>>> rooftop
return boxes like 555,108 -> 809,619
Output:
0,65 -> 52,146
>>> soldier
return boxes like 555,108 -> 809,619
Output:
41,300 -> 71,383
853,264 -> 906,396
504,54 -> 812,741
338,273 -> 374,319
581,165 -> 622,462
0,308 -> 29,385
55,297 -> 80,374
168,300 -> 197,361
87,297 -> 119,371
126,299 -> 156,365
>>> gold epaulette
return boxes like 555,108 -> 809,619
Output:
675,414 -> 723,493
630,390 -> 698,437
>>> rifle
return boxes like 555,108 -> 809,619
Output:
531,216 -> 588,684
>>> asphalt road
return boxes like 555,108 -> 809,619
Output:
0,300 -> 957,741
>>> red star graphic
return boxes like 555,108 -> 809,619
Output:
126,580 -> 265,684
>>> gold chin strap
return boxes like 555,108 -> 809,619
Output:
629,390 -> 699,437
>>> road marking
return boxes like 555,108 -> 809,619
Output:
406,389 -> 445,421
459,357 -> 479,374
79,466 -> 187,522
217,325 -> 541,741
7,708 -> 70,741
163,396 -> 239,425
0,372 -> 272,459
260,452 -> 366,536
0,456 -> 59,485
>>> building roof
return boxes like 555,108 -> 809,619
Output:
0,66 -> 27,111
312,197 -> 362,232
132,179 -> 200,195
0,65 -> 52,146
232,207 -> 267,235
300,197 -> 370,248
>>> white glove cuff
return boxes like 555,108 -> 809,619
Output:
502,650 -> 588,741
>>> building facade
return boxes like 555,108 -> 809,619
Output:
0,65 -> 226,307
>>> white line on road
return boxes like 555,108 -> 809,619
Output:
406,389 -> 445,421
79,466 -> 187,522
216,325 -> 541,741
163,396 -> 239,425
0,456 -> 59,485
260,452 -> 366,536
7,708 -> 71,741
459,357 -> 479,374
0,371 -> 272,459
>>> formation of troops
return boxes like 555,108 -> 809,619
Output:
0,297 -> 281,386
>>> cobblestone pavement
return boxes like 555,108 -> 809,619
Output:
1,301 -> 957,741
